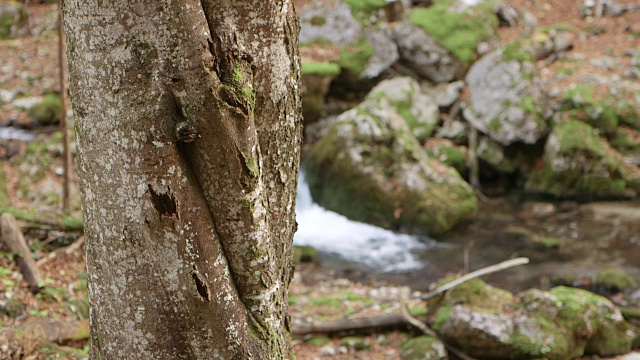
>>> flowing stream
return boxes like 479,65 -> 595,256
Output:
294,172 -> 640,293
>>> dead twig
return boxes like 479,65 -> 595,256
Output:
0,213 -> 41,292
420,257 -> 530,300
37,236 -> 84,267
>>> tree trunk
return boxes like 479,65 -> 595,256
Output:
62,0 -> 302,358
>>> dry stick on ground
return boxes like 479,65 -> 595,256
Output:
399,295 -> 476,360
36,236 -> 84,267
420,257 -> 530,300
0,319 -> 89,357
58,0 -> 72,213
291,314 -> 407,336
0,213 -> 40,292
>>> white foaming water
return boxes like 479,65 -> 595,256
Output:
294,172 -> 436,272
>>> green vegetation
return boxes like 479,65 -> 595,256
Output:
594,268 -> 636,292
28,93 -> 62,125
561,85 -> 618,133
338,38 -> 374,74
400,336 -> 444,360
305,337 -> 331,346
502,39 -> 534,63
309,15 -> 327,26
293,245 -> 319,263
340,336 -> 370,350
343,0 -> 387,19
301,62 -> 341,76
409,1 -> 498,64
0,1 -> 24,40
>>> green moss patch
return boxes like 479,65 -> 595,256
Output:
301,62 -> 341,76
338,38 -> 374,75
28,93 -> 62,126
409,1 -> 498,64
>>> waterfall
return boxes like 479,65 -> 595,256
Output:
294,172 -> 436,272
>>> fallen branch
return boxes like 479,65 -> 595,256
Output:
0,213 -> 40,292
420,257 -> 530,300
37,236 -> 85,267
0,319 -> 89,358
291,314 -> 407,336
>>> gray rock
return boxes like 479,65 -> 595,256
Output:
392,22 -> 461,83
526,119 -> 640,199
365,77 -> 440,141
463,49 -> 548,145
426,81 -> 465,108
428,279 -> 632,359
360,26 -> 399,79
400,336 -> 448,360
299,0 -> 362,46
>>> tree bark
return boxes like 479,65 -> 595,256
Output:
62,0 -> 301,358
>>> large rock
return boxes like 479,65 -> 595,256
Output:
392,22 -> 461,84
463,49 -> 548,145
299,0 -> 397,80
365,77 -> 440,142
305,79 -> 477,236
427,279 -> 631,359
526,119 -> 639,199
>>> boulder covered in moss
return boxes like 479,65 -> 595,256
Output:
425,138 -> 467,175
463,49 -> 548,145
365,77 -> 440,142
391,21 -> 461,84
299,0 -> 397,80
400,336 -> 448,360
427,279 -> 631,359
477,136 -> 518,174
305,78 -> 477,236
526,119 -> 639,199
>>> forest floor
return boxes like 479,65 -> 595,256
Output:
0,0 -> 639,359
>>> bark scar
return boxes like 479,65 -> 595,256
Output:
148,184 -> 179,219
191,267 -> 211,301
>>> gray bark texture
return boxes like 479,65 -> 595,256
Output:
62,0 -> 302,358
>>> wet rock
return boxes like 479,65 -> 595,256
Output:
305,78 -> 477,236
427,279 -> 631,359
391,21 -> 461,83
526,120 -> 639,199
463,49 -> 548,145
399,336 -> 448,360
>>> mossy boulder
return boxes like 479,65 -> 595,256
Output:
560,85 -> 620,135
526,119 -> 638,199
365,77 -> 440,142
425,139 -> 467,175
305,78 -> 477,236
594,268 -> 636,293
610,127 -> 640,166
400,336 -> 448,360
299,0 -> 397,80
408,0 -> 499,66
463,49 -> 548,145
427,279 -> 631,359
477,136 -> 518,174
